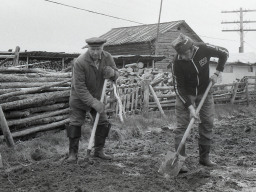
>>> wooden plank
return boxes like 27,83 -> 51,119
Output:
246,80 -> 249,106
149,84 -> 166,118
230,82 -> 239,104
12,46 -> 20,66
0,106 -> 15,147
0,55 -> 15,59
142,80 -> 150,117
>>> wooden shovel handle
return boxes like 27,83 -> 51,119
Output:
87,79 -> 108,151
176,81 -> 213,156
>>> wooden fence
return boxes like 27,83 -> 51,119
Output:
106,76 -> 256,118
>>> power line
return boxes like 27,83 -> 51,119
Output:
43,0 -> 144,25
221,8 -> 256,53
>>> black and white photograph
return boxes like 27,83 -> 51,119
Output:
0,0 -> 255,191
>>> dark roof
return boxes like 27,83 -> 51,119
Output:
113,54 -> 165,63
100,20 -> 203,46
0,51 -> 80,60
19,51 -> 80,59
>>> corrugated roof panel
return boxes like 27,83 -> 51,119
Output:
101,21 -> 183,45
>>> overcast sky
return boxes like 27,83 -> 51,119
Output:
1,0 -> 255,54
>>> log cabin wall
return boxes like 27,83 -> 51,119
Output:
104,42 -> 152,56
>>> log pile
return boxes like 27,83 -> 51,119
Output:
0,67 -> 71,139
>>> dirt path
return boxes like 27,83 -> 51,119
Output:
0,110 -> 256,192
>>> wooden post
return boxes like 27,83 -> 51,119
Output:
12,46 -> 20,66
142,79 -> 150,117
149,84 -> 166,118
245,79 -> 249,106
62,58 -> 65,70
230,82 -> 239,104
26,57 -> 29,68
0,106 -> 15,147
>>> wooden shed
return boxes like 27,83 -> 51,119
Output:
100,20 -> 203,69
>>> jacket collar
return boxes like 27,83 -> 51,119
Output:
177,45 -> 199,60
84,51 -> 108,66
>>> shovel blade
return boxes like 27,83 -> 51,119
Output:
158,151 -> 186,178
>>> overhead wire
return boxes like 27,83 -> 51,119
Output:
43,0 -> 144,25
43,0 -> 254,49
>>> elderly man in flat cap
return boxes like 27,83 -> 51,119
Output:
171,33 -> 229,173
67,37 -> 119,162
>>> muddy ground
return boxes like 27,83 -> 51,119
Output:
0,106 -> 256,192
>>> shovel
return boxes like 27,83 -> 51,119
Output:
158,81 -> 213,178
86,79 -> 108,163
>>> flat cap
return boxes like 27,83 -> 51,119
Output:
171,33 -> 194,54
85,37 -> 107,46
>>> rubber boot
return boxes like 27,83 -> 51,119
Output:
67,137 -> 79,163
175,143 -> 188,173
94,124 -> 112,160
66,125 -> 81,163
199,144 -> 216,167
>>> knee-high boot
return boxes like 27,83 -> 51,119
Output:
94,123 -> 112,160
66,125 -> 81,162
199,144 -> 216,167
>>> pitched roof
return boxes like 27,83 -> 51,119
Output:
100,20 -> 202,46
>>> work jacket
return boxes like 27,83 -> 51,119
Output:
70,50 -> 118,110
172,42 -> 229,108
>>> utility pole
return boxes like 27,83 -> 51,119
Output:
221,8 -> 256,53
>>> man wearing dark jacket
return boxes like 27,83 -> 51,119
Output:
67,37 -> 119,162
171,33 -> 229,173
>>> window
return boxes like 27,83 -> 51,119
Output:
223,65 -> 233,73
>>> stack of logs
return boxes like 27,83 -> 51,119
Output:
0,67 -> 71,139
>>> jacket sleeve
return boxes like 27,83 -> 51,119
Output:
73,60 -> 97,106
205,44 -> 229,72
172,61 -> 192,108
106,54 -> 120,81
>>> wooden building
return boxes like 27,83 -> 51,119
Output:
100,20 -> 203,69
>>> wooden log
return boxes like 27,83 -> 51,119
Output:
0,119 -> 69,139
0,67 -> 48,73
40,72 -> 72,78
5,110 -> 30,119
28,103 -> 68,114
8,108 -> 69,127
0,74 -> 70,82
0,55 -> 15,59
14,61 -> 50,68
230,82 -> 239,104
0,79 -> 70,100
1,90 -> 70,111
149,84 -> 166,118
0,81 -> 70,89
0,106 -> 15,147
11,114 -> 69,130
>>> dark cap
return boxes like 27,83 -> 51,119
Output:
171,33 -> 194,54
85,37 -> 107,47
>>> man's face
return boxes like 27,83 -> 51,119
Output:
180,48 -> 193,61
88,45 -> 103,60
